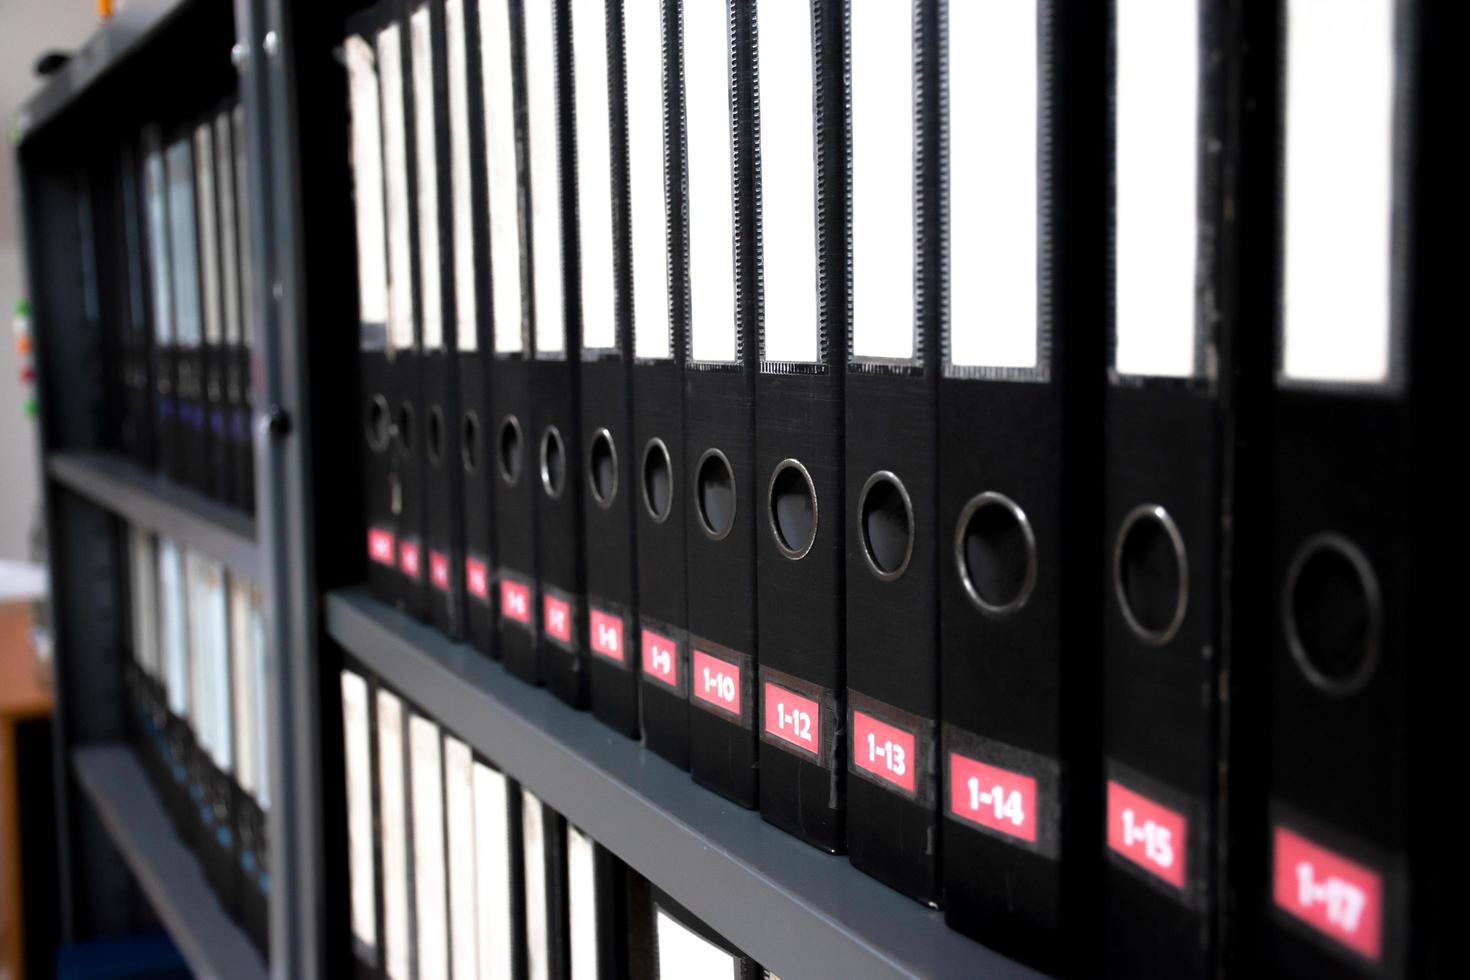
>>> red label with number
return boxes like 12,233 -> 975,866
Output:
588,609 -> 624,663
641,629 -> 679,689
1107,780 -> 1188,890
465,558 -> 490,601
429,551 -> 450,591
368,528 -> 395,566
949,753 -> 1038,844
543,595 -> 572,644
763,683 -> 821,755
691,649 -> 741,717
1273,826 -> 1383,962
499,579 -> 531,624
398,540 -> 421,579
852,711 -> 917,795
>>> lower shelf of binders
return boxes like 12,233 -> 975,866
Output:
71,743 -> 268,980
325,587 -> 1045,980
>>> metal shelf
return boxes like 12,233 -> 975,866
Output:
15,0 -> 194,142
48,451 -> 260,581
71,744 -> 267,980
326,587 -> 1042,980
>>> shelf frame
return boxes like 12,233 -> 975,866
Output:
71,744 -> 268,980
326,587 -> 1042,980
47,451 -> 261,581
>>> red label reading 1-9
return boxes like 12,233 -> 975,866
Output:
641,629 -> 678,689
851,711 -> 917,795
543,595 -> 572,644
1107,780 -> 1188,891
948,753 -> 1037,844
1272,825 -> 1383,963
499,579 -> 531,624
368,528 -> 395,566
398,540 -> 421,580
691,649 -> 741,717
464,558 -> 490,600
762,683 -> 820,755
429,551 -> 450,591
588,609 -> 624,663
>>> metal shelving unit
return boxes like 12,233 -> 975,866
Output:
20,1 -> 1040,976
72,745 -> 268,980
328,588 -> 1041,980
48,452 -> 260,580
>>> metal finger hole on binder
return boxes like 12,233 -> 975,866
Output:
497,414 -> 523,485
539,424 -> 566,500
1113,503 -> 1190,647
954,490 -> 1037,617
767,458 -> 818,561
1284,532 -> 1383,697
858,469 -> 914,582
588,428 -> 618,509
641,438 -> 674,523
694,448 -> 736,542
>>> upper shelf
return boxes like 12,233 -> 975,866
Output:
72,743 -> 267,980
16,0 -> 194,143
325,587 -> 1044,980
48,451 -> 260,581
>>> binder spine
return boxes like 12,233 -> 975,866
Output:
580,0 -> 642,739
454,0 -> 497,655
936,0 -> 1105,966
632,0 -> 690,771
489,0 -> 542,684
414,0 -> 469,640
752,0 -> 849,853
230,105 -> 256,515
842,0 -> 942,906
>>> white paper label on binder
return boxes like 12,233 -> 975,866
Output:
214,114 -> 242,345
145,148 -> 173,342
568,824 -> 600,979
249,586 -> 270,810
411,7 -> 444,352
525,0 -> 565,355
1282,0 -> 1395,385
375,690 -> 411,980
166,138 -> 202,348
159,539 -> 188,717
574,0 -> 618,351
850,0 -> 916,361
684,0 -> 738,364
482,0 -> 524,354
947,0 -> 1040,371
204,559 -> 231,771
347,36 -> 390,330
473,762 -> 515,980
627,0 -> 671,360
522,788 -> 550,980
340,670 -> 378,955
654,906 -> 739,980
756,0 -> 819,365
230,578 -> 256,796
379,24 -> 417,353
195,124 -> 223,345
446,0 -> 478,352
1114,0 -> 1199,378
444,736 -> 478,980
409,714 -> 449,980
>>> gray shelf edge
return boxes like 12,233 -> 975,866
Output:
15,0 -> 192,142
48,451 -> 261,581
326,587 -> 1045,980
71,744 -> 267,980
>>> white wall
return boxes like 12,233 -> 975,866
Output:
0,1 -> 103,560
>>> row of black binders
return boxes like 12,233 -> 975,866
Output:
340,665 -> 773,980
345,0 -> 1450,976
121,523 -> 272,955
93,98 -> 258,513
